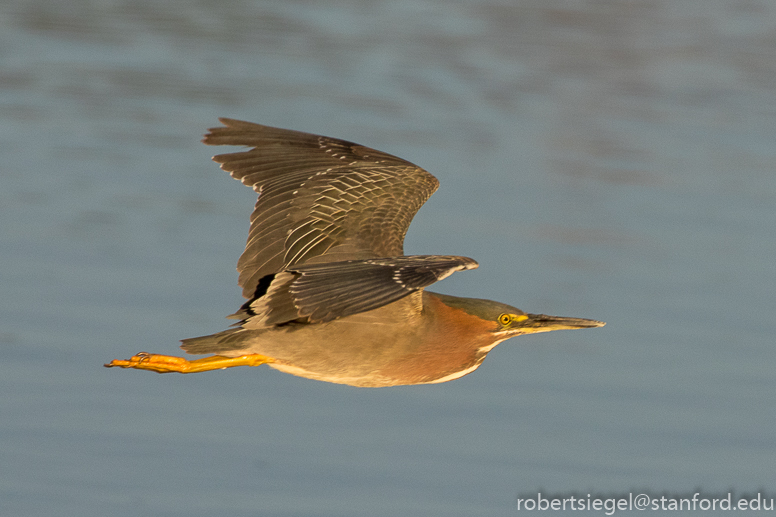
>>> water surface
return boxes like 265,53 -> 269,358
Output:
2,1 -> 775,515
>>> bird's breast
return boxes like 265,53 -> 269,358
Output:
237,291 -> 497,387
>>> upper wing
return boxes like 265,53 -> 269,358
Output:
203,119 -> 440,299
239,255 -> 478,327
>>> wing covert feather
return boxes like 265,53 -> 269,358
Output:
238,255 -> 478,327
203,119 -> 439,299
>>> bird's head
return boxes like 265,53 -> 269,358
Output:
433,293 -> 605,342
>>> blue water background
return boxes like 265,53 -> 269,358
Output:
1,1 -> 774,515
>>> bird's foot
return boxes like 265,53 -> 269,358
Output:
104,352 -> 274,374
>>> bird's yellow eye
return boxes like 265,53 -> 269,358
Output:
498,313 -> 511,325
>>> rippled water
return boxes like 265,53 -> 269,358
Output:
2,1 -> 775,515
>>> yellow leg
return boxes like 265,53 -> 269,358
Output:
104,352 -> 274,374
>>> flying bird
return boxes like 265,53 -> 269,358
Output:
106,119 -> 604,387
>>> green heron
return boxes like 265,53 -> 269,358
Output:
106,119 -> 604,387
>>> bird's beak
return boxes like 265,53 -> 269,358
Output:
520,313 -> 605,334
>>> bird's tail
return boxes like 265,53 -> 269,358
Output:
180,327 -> 253,355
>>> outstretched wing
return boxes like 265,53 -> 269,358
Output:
235,255 -> 479,328
181,255 -> 477,354
203,119 -> 440,299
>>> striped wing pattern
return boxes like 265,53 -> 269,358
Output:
242,255 -> 478,327
203,119 -> 440,299
289,255 -> 478,323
